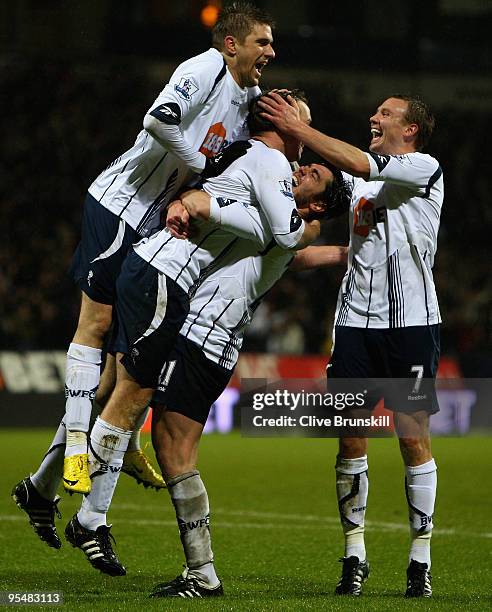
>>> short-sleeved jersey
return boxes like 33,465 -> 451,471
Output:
202,140 -> 304,248
180,240 -> 293,370
335,151 -> 444,329
88,48 -> 259,237
133,139 -> 304,294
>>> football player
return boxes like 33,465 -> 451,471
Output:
147,161 -> 350,598
260,91 -> 442,598
12,0 -> 275,545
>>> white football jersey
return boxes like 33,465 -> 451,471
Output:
88,48 -> 259,236
201,140 -> 303,246
133,139 -> 304,294
335,151 -> 444,328
181,240 -> 293,370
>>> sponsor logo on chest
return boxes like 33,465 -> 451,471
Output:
200,122 -> 228,158
353,197 -> 387,237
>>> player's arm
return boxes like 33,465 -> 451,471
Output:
258,93 -> 370,178
294,219 -> 321,250
143,112 -> 206,173
166,201 -> 191,239
143,56 -> 220,173
259,94 -> 442,191
179,189 -> 211,220
254,157 -> 320,251
290,245 -> 349,272
364,153 -> 442,190
168,189 -> 267,245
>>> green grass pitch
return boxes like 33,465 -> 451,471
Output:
0,430 -> 490,611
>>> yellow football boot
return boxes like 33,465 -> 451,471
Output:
63,454 -> 91,494
122,448 -> 166,490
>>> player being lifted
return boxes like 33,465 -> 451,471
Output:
12,1 -> 275,546
62,90 -> 320,578
260,92 -> 443,598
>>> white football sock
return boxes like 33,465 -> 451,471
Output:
126,405 -> 150,452
64,343 -> 101,457
168,471 -> 219,588
405,458 -> 437,568
77,417 -> 131,531
336,455 -> 369,562
30,420 -> 66,500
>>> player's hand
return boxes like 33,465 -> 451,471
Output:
258,92 -> 300,134
166,201 -> 190,239
202,140 -> 252,179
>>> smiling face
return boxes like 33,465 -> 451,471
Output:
228,23 -> 275,88
369,97 -> 418,155
293,164 -> 334,212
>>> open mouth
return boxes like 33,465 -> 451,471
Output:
254,61 -> 267,77
370,127 -> 383,143
292,174 -> 300,187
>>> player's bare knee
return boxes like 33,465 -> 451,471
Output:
85,313 -> 112,341
101,388 -> 149,431
339,437 -> 367,458
75,298 -> 113,345
153,428 -> 197,478
157,444 -> 196,480
399,437 -> 431,465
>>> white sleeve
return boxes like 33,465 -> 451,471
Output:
143,50 -> 226,173
142,120 -> 206,172
253,151 -> 305,249
209,197 -> 269,246
365,152 -> 442,193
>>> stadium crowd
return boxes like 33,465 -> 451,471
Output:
1,58 -> 490,374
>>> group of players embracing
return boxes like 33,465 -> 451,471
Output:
12,1 -> 443,600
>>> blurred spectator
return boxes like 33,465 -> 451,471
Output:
267,311 -> 305,355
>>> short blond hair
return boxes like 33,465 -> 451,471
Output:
212,1 -> 274,50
